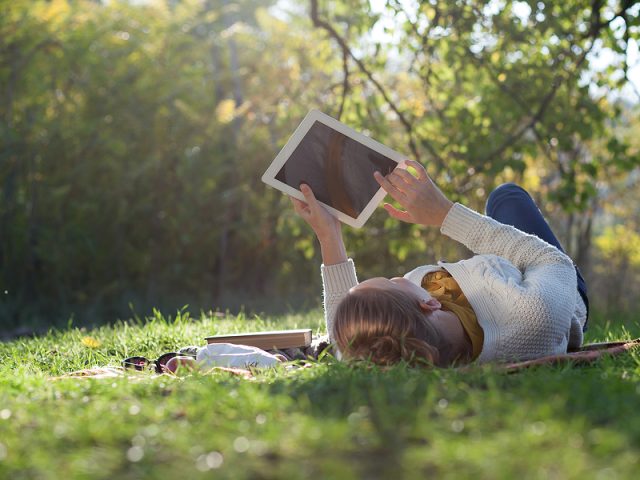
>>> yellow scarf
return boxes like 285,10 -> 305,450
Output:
421,270 -> 484,360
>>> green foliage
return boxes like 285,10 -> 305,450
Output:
1,0 -> 639,326
0,0 -> 342,326
591,221 -> 640,313
318,0 -> 640,203
0,310 -> 639,479
595,224 -> 640,267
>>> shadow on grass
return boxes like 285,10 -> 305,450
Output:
264,345 -> 640,478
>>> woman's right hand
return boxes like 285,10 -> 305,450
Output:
290,184 -> 341,242
374,159 -> 453,227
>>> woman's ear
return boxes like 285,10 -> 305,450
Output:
419,298 -> 441,313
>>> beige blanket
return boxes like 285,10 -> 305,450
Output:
501,338 -> 640,372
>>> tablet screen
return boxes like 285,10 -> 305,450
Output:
275,121 -> 398,218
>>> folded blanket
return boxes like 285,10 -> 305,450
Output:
50,365 -> 255,380
502,338 -> 640,372
50,367 -> 128,379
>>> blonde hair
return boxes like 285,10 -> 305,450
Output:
332,288 -> 450,367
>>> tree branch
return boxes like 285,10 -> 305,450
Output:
621,8 -> 640,101
476,13 -> 604,166
336,47 -> 349,121
588,0 -> 634,34
310,0 -> 447,168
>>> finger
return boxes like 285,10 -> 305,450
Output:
391,168 -> 418,185
290,196 -> 306,210
299,183 -> 319,206
290,197 -> 310,217
383,203 -> 413,223
374,171 -> 408,202
404,159 -> 429,181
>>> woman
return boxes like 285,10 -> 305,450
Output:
291,160 -> 589,367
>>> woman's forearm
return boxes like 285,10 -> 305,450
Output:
440,203 -> 575,273
318,231 -> 348,266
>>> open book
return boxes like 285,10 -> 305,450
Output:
205,329 -> 312,351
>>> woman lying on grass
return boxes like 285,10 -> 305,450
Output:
291,160 -> 589,367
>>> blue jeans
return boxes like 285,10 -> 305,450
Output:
485,183 -> 589,328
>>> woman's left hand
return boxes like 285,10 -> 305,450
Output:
374,160 -> 454,227
290,184 -> 347,265
290,183 -> 341,243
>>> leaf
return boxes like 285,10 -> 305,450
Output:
81,336 -> 102,349
215,99 -> 236,124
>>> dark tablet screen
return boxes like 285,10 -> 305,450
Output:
275,121 -> 398,218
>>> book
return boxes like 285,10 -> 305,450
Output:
205,329 -> 312,351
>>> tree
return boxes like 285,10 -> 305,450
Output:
307,0 -> 640,293
1,0 -> 639,326
0,0 -> 342,326
308,0 -> 639,199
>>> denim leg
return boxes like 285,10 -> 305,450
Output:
485,183 -> 589,325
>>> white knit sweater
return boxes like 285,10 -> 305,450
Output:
321,203 -> 588,363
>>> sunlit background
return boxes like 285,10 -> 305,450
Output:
1,0 -> 639,331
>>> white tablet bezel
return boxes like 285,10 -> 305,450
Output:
261,109 -> 406,228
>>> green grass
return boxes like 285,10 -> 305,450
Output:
1,309 -> 639,480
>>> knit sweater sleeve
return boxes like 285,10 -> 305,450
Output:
321,260 -> 358,342
441,203 -> 575,277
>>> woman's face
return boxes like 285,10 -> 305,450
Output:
350,276 -> 432,302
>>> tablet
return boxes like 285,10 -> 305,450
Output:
261,110 -> 405,228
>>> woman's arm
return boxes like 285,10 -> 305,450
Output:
318,228 -> 347,266
375,160 -> 574,279
321,260 -> 357,342
291,184 -> 355,340
439,203 -> 574,275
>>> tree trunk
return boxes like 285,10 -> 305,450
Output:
211,0 -> 244,300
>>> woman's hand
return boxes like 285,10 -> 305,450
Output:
374,159 -> 454,227
290,184 -> 340,241
290,184 -> 347,265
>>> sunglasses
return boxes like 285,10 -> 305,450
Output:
122,352 -> 195,373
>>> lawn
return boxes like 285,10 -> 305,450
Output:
1,309 -> 639,480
